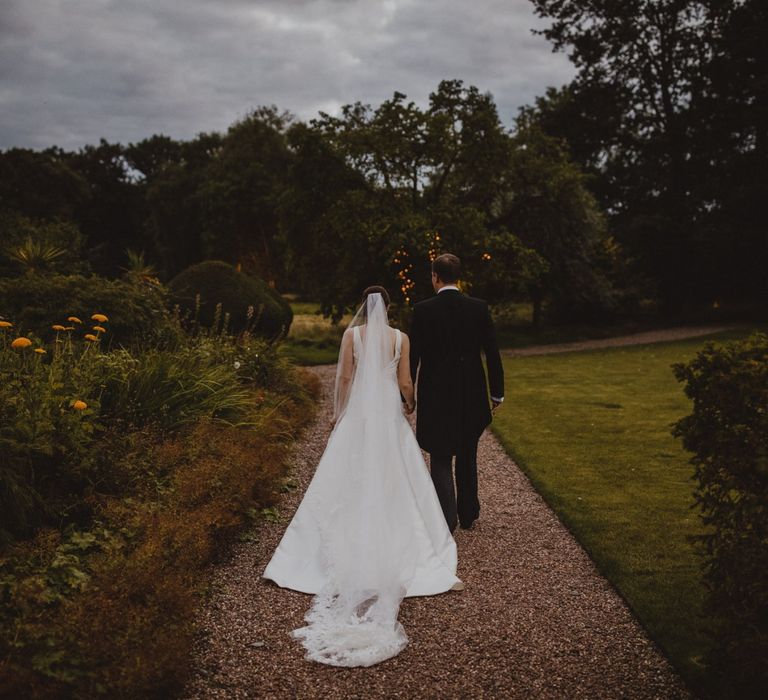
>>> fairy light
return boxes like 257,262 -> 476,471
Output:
482,252 -> 492,261
392,246 -> 415,304
427,230 -> 441,263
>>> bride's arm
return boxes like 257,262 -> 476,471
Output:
332,329 -> 355,426
397,333 -> 415,412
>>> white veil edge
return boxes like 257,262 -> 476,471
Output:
294,291 -> 415,667
332,292 -> 390,425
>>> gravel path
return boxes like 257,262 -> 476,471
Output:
503,323 -> 738,357
183,365 -> 691,699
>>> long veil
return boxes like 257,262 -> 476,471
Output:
291,292 -> 418,666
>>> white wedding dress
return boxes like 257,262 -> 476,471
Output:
263,292 -> 460,667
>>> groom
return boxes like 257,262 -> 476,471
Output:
409,253 -> 504,532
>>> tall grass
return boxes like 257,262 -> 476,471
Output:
99,347 -> 254,431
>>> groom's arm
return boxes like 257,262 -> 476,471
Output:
481,303 -> 504,403
408,304 -> 423,385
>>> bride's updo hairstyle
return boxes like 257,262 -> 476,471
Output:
360,285 -> 390,308
358,285 -> 390,322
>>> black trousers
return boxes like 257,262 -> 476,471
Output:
429,434 -> 481,532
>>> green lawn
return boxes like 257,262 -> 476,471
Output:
491,328 -> 759,696
283,301 -> 348,365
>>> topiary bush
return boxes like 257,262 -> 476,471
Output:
168,260 -> 292,338
0,273 -> 180,348
672,333 -> 768,698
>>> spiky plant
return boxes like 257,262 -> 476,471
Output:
122,249 -> 159,284
7,236 -> 66,274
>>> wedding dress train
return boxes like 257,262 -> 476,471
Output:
263,293 -> 460,666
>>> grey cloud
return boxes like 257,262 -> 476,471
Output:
0,0 -> 573,150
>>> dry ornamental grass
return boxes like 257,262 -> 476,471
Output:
184,365 -> 690,699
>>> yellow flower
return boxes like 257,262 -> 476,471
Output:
91,313 -> 109,323
0,321 -> 12,329
92,325 -> 107,333
72,400 -> 87,411
68,316 -> 83,324
35,348 -> 47,355
84,334 -> 99,342
52,324 -> 66,331
11,337 -> 32,349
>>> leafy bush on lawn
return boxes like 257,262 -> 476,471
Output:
673,333 -> 768,698
168,260 -> 292,338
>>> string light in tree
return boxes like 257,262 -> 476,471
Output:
427,230 -> 441,262
392,246 -> 415,304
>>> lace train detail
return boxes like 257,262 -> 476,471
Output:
291,587 -> 408,667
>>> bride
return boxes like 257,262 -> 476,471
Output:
263,286 -> 462,667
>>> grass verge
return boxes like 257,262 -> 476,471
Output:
491,327 -> 758,697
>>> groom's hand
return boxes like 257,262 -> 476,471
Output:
491,399 -> 503,413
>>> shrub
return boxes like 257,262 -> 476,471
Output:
0,273 -> 180,348
168,260 -> 292,338
673,333 -> 768,698
0,313 -> 292,541
0,326 -> 104,541
0,380 -> 319,699
0,212 -> 92,277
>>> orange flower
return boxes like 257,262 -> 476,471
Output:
72,400 -> 87,411
35,348 -> 47,355
84,334 -> 99,342
11,337 -> 32,349
92,325 -> 106,333
52,324 -> 66,331
0,321 -> 12,329
91,313 -> 108,323
67,316 -> 83,324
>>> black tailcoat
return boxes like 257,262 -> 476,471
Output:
409,289 -> 504,455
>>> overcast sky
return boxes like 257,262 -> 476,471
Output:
0,0 -> 574,151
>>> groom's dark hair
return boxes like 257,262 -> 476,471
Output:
432,253 -> 461,283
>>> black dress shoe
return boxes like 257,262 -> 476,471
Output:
459,520 -> 476,530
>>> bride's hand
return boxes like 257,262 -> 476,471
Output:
403,401 -> 415,415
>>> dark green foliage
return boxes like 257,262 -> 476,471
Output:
0,335 -> 102,542
0,212 -> 91,277
125,132 -> 223,280
0,274 -> 179,348
673,333 -> 768,697
0,360 -> 317,698
168,260 -> 292,338
289,81 -> 596,316
528,0 -> 768,312
0,146 -> 90,223
198,107 -> 292,285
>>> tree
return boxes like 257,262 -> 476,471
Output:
0,147 -> 90,223
64,139 -> 147,275
199,107 -> 293,286
528,0 -> 768,311
297,82 -> 548,314
126,132 -> 222,279
494,125 -> 615,324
